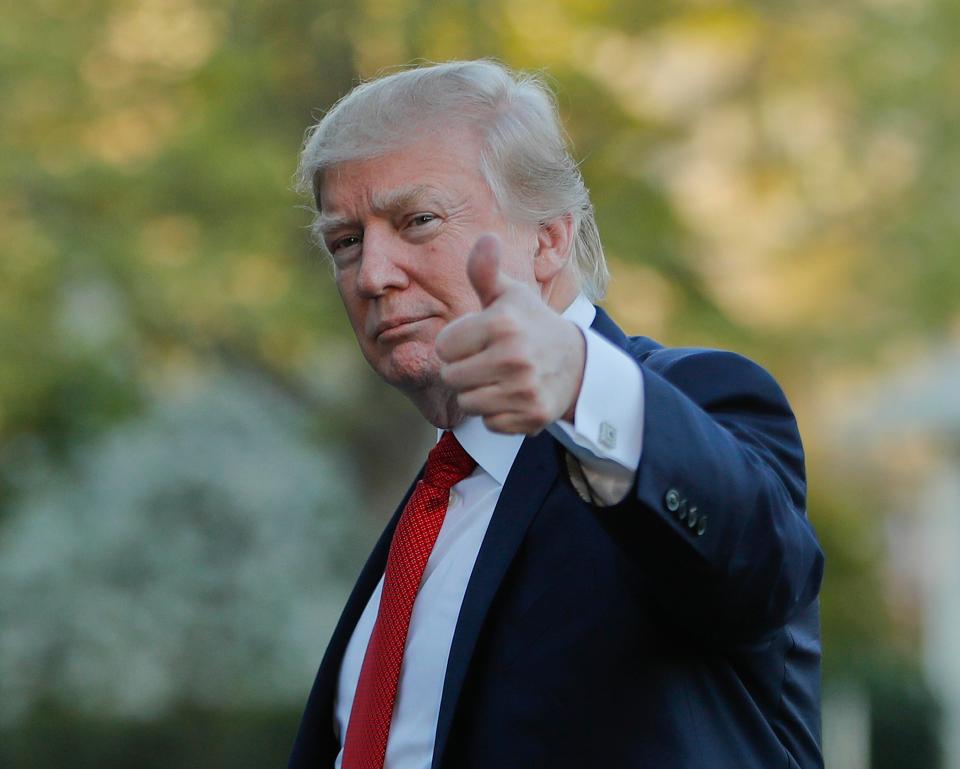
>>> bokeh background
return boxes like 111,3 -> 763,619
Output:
2,0 -> 958,766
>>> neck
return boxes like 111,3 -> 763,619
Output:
541,268 -> 582,313
404,383 -> 467,429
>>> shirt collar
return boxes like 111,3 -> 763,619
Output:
562,292 -> 597,330
448,418 -> 523,485
438,293 -> 594,485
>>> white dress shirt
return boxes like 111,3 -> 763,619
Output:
333,295 -> 645,768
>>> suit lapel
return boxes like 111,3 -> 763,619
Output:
591,305 -> 630,349
591,305 -> 662,361
431,430 -> 560,769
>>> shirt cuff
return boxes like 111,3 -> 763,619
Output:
547,326 -> 645,473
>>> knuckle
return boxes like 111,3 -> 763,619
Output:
502,342 -> 530,371
514,373 -> 539,401
441,362 -> 465,387
514,383 -> 536,403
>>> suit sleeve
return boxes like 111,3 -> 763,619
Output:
592,345 -> 823,642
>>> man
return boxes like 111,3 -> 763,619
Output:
289,60 -> 824,769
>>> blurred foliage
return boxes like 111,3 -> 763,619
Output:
0,701 -> 300,769
0,372 -> 366,724
867,656 -> 943,769
2,0 -> 957,765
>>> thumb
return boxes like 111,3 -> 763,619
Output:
467,233 -> 510,308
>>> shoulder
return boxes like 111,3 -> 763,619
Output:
642,345 -> 787,400
591,306 -> 791,411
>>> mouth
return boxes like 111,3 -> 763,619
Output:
374,316 -> 435,342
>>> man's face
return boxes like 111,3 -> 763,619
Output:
318,126 -> 535,394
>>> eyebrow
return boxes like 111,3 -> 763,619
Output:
315,184 -> 447,240
371,184 -> 439,215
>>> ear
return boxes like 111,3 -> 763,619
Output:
533,214 -> 575,285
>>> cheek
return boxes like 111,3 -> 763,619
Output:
423,264 -> 481,313
497,237 -> 539,286
418,240 -> 477,303
336,281 -> 367,335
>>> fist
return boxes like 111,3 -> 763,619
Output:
435,233 -> 586,435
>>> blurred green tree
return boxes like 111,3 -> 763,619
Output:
2,0 -> 956,765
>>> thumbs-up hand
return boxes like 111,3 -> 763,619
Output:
465,233 -> 511,308
435,233 -> 586,435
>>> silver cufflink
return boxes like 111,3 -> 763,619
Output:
598,421 -> 617,450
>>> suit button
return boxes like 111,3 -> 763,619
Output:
665,489 -> 681,512
686,506 -> 699,529
696,516 -> 708,536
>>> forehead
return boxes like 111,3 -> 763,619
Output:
317,127 -> 490,217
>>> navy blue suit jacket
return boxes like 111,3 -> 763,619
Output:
289,307 -> 824,769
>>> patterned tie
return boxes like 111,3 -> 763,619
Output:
341,430 -> 476,769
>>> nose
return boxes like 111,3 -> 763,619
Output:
355,224 -> 409,298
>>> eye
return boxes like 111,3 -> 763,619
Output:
330,234 -> 361,254
407,213 -> 437,228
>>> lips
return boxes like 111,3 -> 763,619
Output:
373,316 -> 433,340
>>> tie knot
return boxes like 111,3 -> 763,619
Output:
422,431 -> 476,490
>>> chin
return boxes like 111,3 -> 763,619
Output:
375,342 -> 443,393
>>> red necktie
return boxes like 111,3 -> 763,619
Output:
341,430 -> 476,769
